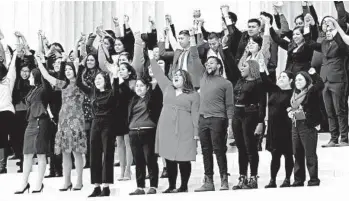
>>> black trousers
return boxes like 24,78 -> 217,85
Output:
198,116 -> 228,177
292,120 -> 320,183
323,82 -> 348,143
47,119 -> 62,173
10,111 -> 27,158
84,120 -> 92,166
0,111 -> 14,170
90,117 -> 116,184
129,129 -> 159,188
232,107 -> 259,176
165,159 -> 191,190
269,150 -> 294,180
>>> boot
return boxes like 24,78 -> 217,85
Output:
88,187 -> 101,197
265,179 -> 277,188
160,167 -> 168,178
220,174 -> 229,190
242,176 -> 258,189
194,175 -> 215,192
0,148 -> 7,174
232,175 -> 247,190
280,178 -> 291,188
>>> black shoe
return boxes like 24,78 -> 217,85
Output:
114,162 -> 120,167
291,181 -> 304,187
307,180 -> 320,187
280,178 -> 291,188
59,183 -> 72,191
32,184 -> 44,193
265,179 -> 277,188
322,141 -> 337,148
242,176 -> 258,189
88,187 -> 101,197
160,168 -> 168,178
17,168 -> 23,173
44,172 -> 56,178
129,188 -> 145,195
162,188 -> 176,193
99,187 -> 110,196
0,168 -> 7,174
14,183 -> 30,194
16,161 -> 21,166
232,175 -> 247,190
147,187 -> 157,194
173,187 -> 188,193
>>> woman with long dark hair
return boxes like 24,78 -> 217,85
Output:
287,68 -> 324,187
35,55 -> 87,191
260,68 -> 295,188
232,60 -> 266,190
0,50 -> 17,174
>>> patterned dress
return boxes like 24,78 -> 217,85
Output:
54,79 -> 87,154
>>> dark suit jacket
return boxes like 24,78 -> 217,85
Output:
307,32 -> 349,83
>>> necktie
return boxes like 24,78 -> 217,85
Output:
178,50 -> 187,70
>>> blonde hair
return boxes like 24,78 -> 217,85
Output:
239,59 -> 261,80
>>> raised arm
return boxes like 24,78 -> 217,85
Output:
76,65 -> 92,95
270,27 -> 289,50
34,54 -> 61,87
158,32 -> 175,59
112,17 -> 122,38
149,51 -> 171,91
7,51 -> 17,93
308,68 -> 324,92
123,15 -> 135,57
132,31 -> 146,77
86,33 -> 98,55
304,24 -> 322,52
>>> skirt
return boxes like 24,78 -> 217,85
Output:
23,117 -> 51,154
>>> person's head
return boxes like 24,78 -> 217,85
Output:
105,30 -> 116,40
153,46 -> 160,60
85,54 -> 99,69
292,26 -> 305,45
247,35 -> 263,54
64,63 -> 77,80
205,56 -> 223,76
239,60 -> 260,79
277,70 -> 294,90
148,60 -> 165,78
53,57 -> 62,72
323,17 -> 337,40
103,36 -> 115,52
260,11 -> 273,26
207,33 -> 221,52
0,62 -> 8,82
247,19 -> 261,37
178,30 -> 191,49
118,52 -> 132,66
29,68 -> 42,86
295,71 -> 312,91
94,71 -> 112,91
20,65 -> 31,80
51,42 -> 65,53
114,37 -> 126,53
172,69 -> 194,93
294,14 -> 305,27
118,62 -> 136,80
68,50 -> 74,62
320,16 -> 331,33
135,76 -> 151,98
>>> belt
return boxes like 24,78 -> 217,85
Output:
234,104 -> 259,107
129,127 -> 154,131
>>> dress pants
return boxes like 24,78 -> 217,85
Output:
129,129 -> 159,188
165,159 -> 191,190
0,111 -> 14,170
198,116 -> 228,177
232,107 -> 259,176
292,120 -> 320,184
323,82 -> 348,143
90,117 -> 116,184
48,119 -> 62,174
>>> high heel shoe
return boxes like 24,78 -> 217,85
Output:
14,183 -> 30,194
32,184 -> 44,193
59,183 -> 73,191
73,185 -> 83,191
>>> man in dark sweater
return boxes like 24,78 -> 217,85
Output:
194,56 -> 234,192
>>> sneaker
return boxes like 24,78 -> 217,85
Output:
242,176 -> 258,189
232,175 -> 247,190
194,175 -> 215,192
147,187 -> 157,194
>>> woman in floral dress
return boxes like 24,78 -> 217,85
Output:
35,55 -> 86,191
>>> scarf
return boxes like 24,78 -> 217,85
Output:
290,84 -> 313,110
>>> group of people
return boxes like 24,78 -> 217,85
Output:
1,0 -> 349,198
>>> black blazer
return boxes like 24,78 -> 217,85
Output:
298,73 -> 324,128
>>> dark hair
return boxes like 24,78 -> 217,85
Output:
173,69 -> 195,94
103,36 -> 117,57
320,16 -> 333,33
136,75 -> 152,97
248,18 -> 261,27
260,11 -> 273,25
119,62 -> 137,80
222,11 -> 238,24
95,71 -> 112,91
208,33 -> 220,40
280,70 -> 295,88
294,14 -> 304,24
51,42 -> 65,53
295,71 -> 312,92
0,62 -> 8,82
60,62 -> 77,89
250,35 -> 263,48
31,68 -> 42,86
179,30 -> 190,36
105,30 -> 116,40
118,52 -> 132,66
84,53 -> 100,70
206,56 -> 224,75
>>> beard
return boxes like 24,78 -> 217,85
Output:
207,68 -> 217,76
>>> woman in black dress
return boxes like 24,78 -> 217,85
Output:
260,67 -> 295,188
15,60 -> 53,194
